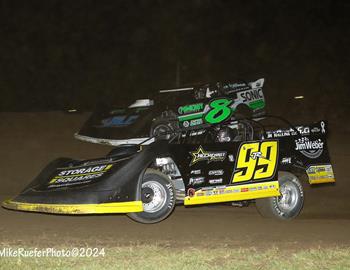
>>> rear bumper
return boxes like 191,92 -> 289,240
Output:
2,199 -> 143,214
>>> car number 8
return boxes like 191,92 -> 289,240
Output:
204,98 -> 232,124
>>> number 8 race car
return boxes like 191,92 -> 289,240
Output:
2,116 -> 335,224
75,78 -> 266,146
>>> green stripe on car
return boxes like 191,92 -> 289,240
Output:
249,100 -> 265,110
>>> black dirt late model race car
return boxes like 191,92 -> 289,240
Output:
75,78 -> 266,145
2,116 -> 335,224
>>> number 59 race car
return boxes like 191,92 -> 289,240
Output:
2,116 -> 335,224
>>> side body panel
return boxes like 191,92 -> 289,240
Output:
268,121 -> 335,185
167,120 -> 335,205
168,140 -> 280,205
3,142 -> 170,214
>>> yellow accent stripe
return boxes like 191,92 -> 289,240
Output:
2,200 -> 143,214
105,164 -> 113,170
184,181 -> 280,206
309,178 -> 335,184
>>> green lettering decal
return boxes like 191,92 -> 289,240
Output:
178,103 -> 204,115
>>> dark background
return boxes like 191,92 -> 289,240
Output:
0,0 -> 349,122
0,1 -> 350,250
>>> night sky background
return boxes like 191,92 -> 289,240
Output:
1,0 -> 349,121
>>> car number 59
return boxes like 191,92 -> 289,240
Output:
232,141 -> 278,183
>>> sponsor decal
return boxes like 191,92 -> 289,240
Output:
208,169 -> 224,176
48,164 -> 113,187
182,119 -> 204,128
311,127 -> 321,133
166,183 -> 175,209
190,118 -> 203,127
196,191 -> 205,196
56,165 -> 111,176
189,146 -> 226,166
250,151 -> 268,160
266,129 -> 291,138
202,187 -> 214,191
189,182 -> 278,198
178,103 -> 204,115
266,126 -> 310,138
281,157 -> 292,165
228,154 -> 235,162
295,137 -> 324,159
255,81 -> 262,87
297,126 -> 310,136
239,88 -> 263,102
306,164 -> 335,184
97,115 -> 139,127
189,177 -> 205,186
209,178 -> 223,184
223,82 -> 250,91
189,130 -> 205,136
187,188 -> 196,197
320,121 -> 326,133
183,121 -> 190,128
190,169 -> 201,175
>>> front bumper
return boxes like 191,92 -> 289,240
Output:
2,199 -> 143,214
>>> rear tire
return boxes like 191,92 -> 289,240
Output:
235,104 -> 253,120
256,171 -> 304,220
128,169 -> 175,224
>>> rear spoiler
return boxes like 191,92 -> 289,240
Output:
159,87 -> 194,93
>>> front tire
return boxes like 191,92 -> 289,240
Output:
256,171 -> 304,220
150,117 -> 179,139
128,169 -> 175,224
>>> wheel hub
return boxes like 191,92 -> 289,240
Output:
141,181 -> 167,213
277,182 -> 298,212
141,187 -> 154,203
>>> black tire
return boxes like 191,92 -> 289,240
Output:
235,104 -> 253,120
256,171 -> 304,220
128,169 -> 175,224
150,120 -> 174,138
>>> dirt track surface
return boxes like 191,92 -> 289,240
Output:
0,112 -> 349,249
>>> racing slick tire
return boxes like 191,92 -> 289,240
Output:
234,104 -> 253,120
128,169 -> 175,224
150,118 -> 178,138
255,171 -> 304,220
